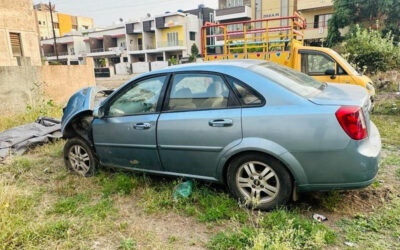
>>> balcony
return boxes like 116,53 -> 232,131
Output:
157,40 -> 184,48
215,6 -> 252,22
44,51 -> 71,57
297,0 -> 333,11
91,48 -> 104,53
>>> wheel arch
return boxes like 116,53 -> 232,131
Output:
217,138 -> 309,186
62,110 -> 94,147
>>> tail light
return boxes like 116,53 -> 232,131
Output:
335,106 -> 367,140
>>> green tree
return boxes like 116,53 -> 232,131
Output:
341,25 -> 400,73
189,43 -> 199,62
327,0 -> 400,46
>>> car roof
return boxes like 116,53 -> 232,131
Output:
152,59 -> 267,74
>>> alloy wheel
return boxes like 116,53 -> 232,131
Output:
236,161 -> 280,204
68,145 -> 91,176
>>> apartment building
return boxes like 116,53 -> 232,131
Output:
125,11 -> 200,63
40,32 -> 86,65
215,0 -> 296,27
297,0 -> 334,44
34,3 -> 94,40
0,0 -> 41,66
85,25 -> 127,67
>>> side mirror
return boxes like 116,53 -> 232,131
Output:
93,106 -> 104,118
325,69 -> 336,79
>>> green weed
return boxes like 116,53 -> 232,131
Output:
99,172 -> 136,198
372,115 -> 400,146
338,198 -> 400,248
0,100 -> 62,133
139,179 -> 247,223
119,238 -> 137,250
209,209 -> 336,249
51,193 -> 90,214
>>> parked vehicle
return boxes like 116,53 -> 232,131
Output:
61,60 -> 381,210
201,13 -> 376,101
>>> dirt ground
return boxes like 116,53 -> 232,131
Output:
96,75 -> 136,89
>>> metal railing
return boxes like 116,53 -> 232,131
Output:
90,48 -> 104,53
44,51 -> 70,57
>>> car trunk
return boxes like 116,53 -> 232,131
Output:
309,83 -> 371,134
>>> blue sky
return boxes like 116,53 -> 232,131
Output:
33,0 -> 218,27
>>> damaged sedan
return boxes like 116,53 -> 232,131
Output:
61,60 -> 381,210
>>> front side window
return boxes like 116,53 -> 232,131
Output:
107,76 -> 166,116
302,53 -> 335,75
167,74 -> 231,111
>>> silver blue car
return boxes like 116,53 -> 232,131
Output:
61,60 -> 381,210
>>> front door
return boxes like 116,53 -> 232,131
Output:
300,51 -> 337,83
157,73 -> 242,179
92,75 -> 168,171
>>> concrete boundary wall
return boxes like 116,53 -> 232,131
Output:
132,62 -> 150,74
0,58 -> 95,115
151,61 -> 169,71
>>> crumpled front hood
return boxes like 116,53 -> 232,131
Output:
61,86 -> 109,133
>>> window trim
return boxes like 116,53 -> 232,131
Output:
102,73 -> 171,118
224,75 -> 266,108
161,71 -> 241,114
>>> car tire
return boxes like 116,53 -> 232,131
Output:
64,137 -> 97,177
226,153 -> 292,210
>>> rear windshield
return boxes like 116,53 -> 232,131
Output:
250,63 -> 325,98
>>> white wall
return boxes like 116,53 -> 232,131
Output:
115,62 -> 131,75
132,62 -> 149,73
151,61 -> 168,71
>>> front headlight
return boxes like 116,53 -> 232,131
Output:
366,82 -> 375,96
366,82 -> 374,91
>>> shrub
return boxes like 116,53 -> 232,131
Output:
341,25 -> 400,74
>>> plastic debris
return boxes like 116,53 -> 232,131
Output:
173,180 -> 193,200
312,213 -> 327,222
344,241 -> 356,247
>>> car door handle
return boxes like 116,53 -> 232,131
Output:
133,122 -> 152,130
209,119 -> 233,127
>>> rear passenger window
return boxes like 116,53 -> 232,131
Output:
227,77 -> 263,106
167,74 -> 231,111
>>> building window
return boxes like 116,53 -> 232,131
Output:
53,22 -> 59,29
209,13 -> 214,23
227,23 -> 243,32
313,14 -> 332,28
39,21 -> 42,25
167,32 -> 179,46
83,25 -> 89,29
226,0 -> 243,8
72,25 -> 78,30
9,33 -> 23,57
190,32 -> 196,41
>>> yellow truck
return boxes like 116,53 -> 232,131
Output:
201,12 -> 375,98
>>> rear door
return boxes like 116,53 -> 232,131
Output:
156,72 -> 242,179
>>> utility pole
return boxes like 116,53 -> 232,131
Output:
49,1 -> 58,61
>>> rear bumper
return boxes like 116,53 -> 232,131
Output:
297,121 -> 381,192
